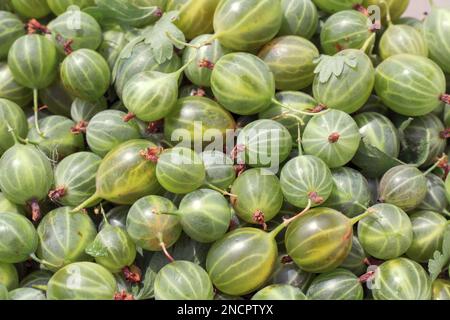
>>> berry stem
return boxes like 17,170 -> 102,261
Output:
350,208 -> 376,225
360,33 -> 376,54
271,112 -> 305,126
423,154 -> 448,176
271,98 -> 329,116
71,193 -> 101,213
297,124 -> 304,156
158,235 -> 175,263
33,89 -> 45,138
270,200 -> 312,239
205,183 -> 237,198
29,253 -> 61,269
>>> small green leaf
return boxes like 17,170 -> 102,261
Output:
358,137 -> 404,177
141,11 -> 185,64
428,226 -> 450,281
111,35 -> 145,82
85,239 -> 108,258
84,0 -> 160,28
314,54 -> 358,84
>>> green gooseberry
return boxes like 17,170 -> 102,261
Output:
86,110 -> 142,157
60,49 -> 111,102
50,152 -> 101,207
379,23 -> 428,60
258,36 -> 319,91
406,210 -> 448,263
47,8 -> 103,53
375,54 -> 448,116
97,27 -> 129,70
70,97 -> 108,123
154,260 -> 214,300
0,212 -> 38,264
27,115 -> 85,160
20,270 -> 53,289
231,168 -> 284,226
236,119 -> 293,169
313,49 -> 375,114
379,165 -> 429,211
201,150 -> 236,191
0,193 -> 26,215
47,0 -> 96,15
36,207 -> 97,271
0,98 -> 28,155
8,34 -> 58,89
0,143 -> 53,220
164,96 -> 236,148
279,0 -> 319,39
302,109 -> 361,168
313,0 -> 363,14
364,0 -> 410,22
307,268 -> 364,300
212,0 -> 282,52
182,34 -> 230,87
352,112 -> 401,178
252,284 -> 307,300
166,0 -> 220,40
8,288 -> 46,300
280,155 -> 333,208
323,167 -> 371,218
285,207 -> 372,273
418,174 -> 449,213
39,76 -> 74,118
0,262 -> 19,290
156,147 -> 206,194
10,0 -> 51,18
371,258 -> 432,300
320,10 -> 374,55
99,206 -> 130,230
0,11 -> 24,60
47,262 -> 116,300
424,6 -> 450,73
432,279 -> 450,300
73,139 -> 162,210
339,236 -> 368,276
88,217 -> 136,273
177,189 -> 232,243
357,203 -> 413,260
0,63 -> 33,108
126,195 -> 182,252
211,52 -> 275,115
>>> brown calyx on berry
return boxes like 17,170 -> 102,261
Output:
198,58 -> 215,70
440,128 -> 450,139
123,112 -> 136,122
146,120 -> 164,134
353,4 -> 369,16
308,191 -> 324,205
114,291 -> 135,300
28,199 -> 41,222
334,43 -> 344,52
364,257 -> 383,266
234,164 -> 246,176
191,87 -> 206,97
122,266 -> 142,284
230,144 -> 246,160
308,104 -> 327,114
154,7 -> 163,17
328,132 -> 340,143
38,105 -> 48,111
27,19 -> 50,35
281,255 -> 293,264
140,146 -> 163,163
359,270 -> 376,283
440,94 -> 450,104
71,120 -> 88,134
48,186 -> 66,203
253,210 -> 268,231
437,154 -> 450,180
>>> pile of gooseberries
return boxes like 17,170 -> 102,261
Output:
1,0 -> 450,302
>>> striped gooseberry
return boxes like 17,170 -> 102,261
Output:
357,203 -> 413,260
279,0 -> 319,39
306,268 -> 364,300
252,284 -> 307,300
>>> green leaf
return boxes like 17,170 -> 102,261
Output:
314,54 -> 358,84
111,35 -> 145,82
85,239 -> 108,258
141,11 -> 185,64
358,137 -> 404,177
428,226 -> 450,281
84,0 -> 161,28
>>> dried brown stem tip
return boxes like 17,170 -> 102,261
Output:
359,270 -> 376,283
122,266 -> 142,284
281,255 -> 293,264
190,87 -> 206,97
146,120 -> 164,134
123,112 -> 136,122
48,186 -> 66,202
71,120 -> 88,134
230,144 -> 246,160
234,164 -> 246,176
140,146 -> 163,163
154,8 -> 163,17
440,128 -> 450,139
353,4 -> 369,16
29,199 -> 41,222
27,19 -> 50,35
308,104 -> 328,114
440,94 -> 450,104
308,191 -> 324,205
252,210 -> 268,231
198,58 -> 215,70
328,132 -> 340,143
114,291 -> 135,300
